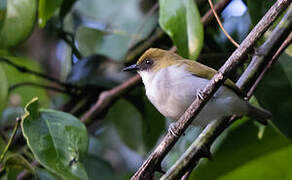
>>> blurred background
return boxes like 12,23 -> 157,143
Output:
0,0 -> 292,179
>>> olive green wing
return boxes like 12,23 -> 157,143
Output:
181,60 -> 245,97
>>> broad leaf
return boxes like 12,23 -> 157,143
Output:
36,168 -> 62,180
0,64 -> 7,112
190,121 -> 292,179
107,97 -> 166,154
106,99 -> 144,154
141,98 -> 165,151
0,0 -> 37,48
76,27 -> 130,61
159,0 -> 203,60
38,0 -> 63,27
21,98 -> 89,180
83,155 -> 115,180
75,0 -> 157,61
255,53 -> 292,139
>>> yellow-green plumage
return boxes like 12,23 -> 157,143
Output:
128,48 -> 271,126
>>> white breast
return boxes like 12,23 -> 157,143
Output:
138,64 -> 248,127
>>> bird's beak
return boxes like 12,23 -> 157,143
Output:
123,64 -> 139,71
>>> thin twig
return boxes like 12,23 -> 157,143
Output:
0,57 -> 79,91
247,33 -> 292,97
81,75 -> 141,124
202,0 -> 231,27
16,160 -> 39,180
81,0 -> 233,124
132,1 -> 291,179
59,30 -> 83,59
208,0 -> 240,48
9,82 -> 72,95
0,117 -> 21,163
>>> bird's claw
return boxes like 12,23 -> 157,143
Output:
197,89 -> 204,100
168,123 -> 180,137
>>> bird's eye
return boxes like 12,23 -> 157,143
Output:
145,59 -> 151,64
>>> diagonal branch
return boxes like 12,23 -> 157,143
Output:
161,5 -> 292,179
80,0 -> 233,125
131,1 -> 291,179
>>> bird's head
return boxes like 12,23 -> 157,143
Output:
123,48 -> 182,73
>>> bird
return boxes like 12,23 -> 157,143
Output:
123,48 -> 271,129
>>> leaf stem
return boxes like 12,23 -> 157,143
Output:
58,29 -> 83,59
0,117 -> 21,163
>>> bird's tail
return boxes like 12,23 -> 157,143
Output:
247,104 -> 272,125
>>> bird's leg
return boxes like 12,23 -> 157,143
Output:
168,123 -> 181,137
196,89 -> 204,100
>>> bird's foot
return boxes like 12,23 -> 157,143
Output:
168,123 -> 181,137
197,89 -> 204,100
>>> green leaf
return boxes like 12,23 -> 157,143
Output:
107,97 -> 166,154
38,0 -> 63,27
255,53 -> 292,139
217,146 -> 292,179
75,0 -> 157,60
0,56 -> 50,107
21,98 -> 89,180
247,0 -> 275,26
0,64 -> 8,112
4,153 -> 36,179
36,168 -> 62,180
159,0 -> 203,60
83,155 -> 115,180
0,135 -> 6,153
190,121 -> 292,179
0,0 -> 7,28
0,0 -> 37,48
141,98 -> 165,151
106,99 -> 144,154
76,27 -> 132,61
285,44 -> 292,57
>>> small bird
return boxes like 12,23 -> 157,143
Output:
123,48 -> 271,128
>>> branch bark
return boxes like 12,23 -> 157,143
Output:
131,1 -> 291,179
80,0 -> 233,125
161,5 -> 292,179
